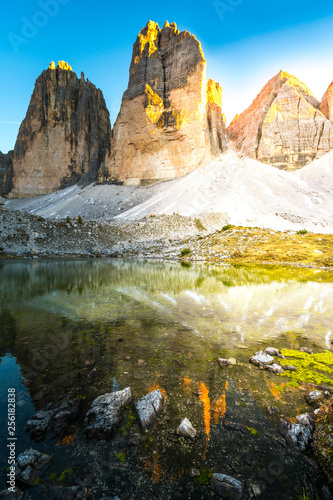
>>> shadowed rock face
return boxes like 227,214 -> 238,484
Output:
227,71 -> 333,171
99,21 -> 227,184
0,151 -> 13,196
10,63 -> 111,197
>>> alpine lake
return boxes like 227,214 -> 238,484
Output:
1,258 -> 333,499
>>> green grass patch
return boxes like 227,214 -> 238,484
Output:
181,248 -> 191,256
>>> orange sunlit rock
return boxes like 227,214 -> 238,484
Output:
266,380 -> 286,400
99,21 -> 227,184
211,381 -> 228,424
148,383 -> 167,400
182,376 -> 193,395
58,60 -> 72,71
227,70 -> 333,170
56,433 -> 77,447
145,453 -> 163,483
199,382 -> 211,440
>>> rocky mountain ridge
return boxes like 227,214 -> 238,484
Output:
2,24 -> 333,198
227,71 -> 333,170
99,21 -> 227,184
9,61 -> 111,197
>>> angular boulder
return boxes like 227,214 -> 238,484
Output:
25,392 -> 81,441
264,363 -> 284,374
135,389 -> 164,430
99,21 -> 227,184
84,387 -> 132,439
10,61 -> 111,197
177,418 -> 197,438
279,415 -> 314,451
16,448 -> 52,486
227,71 -> 333,170
250,351 -> 274,366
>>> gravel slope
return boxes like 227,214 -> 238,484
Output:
6,150 -> 333,234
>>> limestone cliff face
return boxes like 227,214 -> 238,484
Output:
227,71 -> 333,171
11,62 -> 111,197
99,21 -> 226,184
0,151 -> 13,196
320,82 -> 333,121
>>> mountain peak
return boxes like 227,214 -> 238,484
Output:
227,71 -> 332,170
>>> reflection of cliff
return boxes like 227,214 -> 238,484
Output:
1,259 -> 332,307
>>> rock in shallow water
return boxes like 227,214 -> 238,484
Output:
264,363 -> 284,374
25,392 -> 81,441
250,351 -> 274,366
84,387 -> 132,439
279,414 -> 314,451
15,448 -> 52,486
177,418 -> 197,438
265,347 -> 279,356
211,473 -> 243,498
135,389 -> 164,430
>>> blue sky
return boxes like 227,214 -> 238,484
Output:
1,0 -> 333,152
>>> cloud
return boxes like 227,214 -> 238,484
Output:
0,121 -> 20,125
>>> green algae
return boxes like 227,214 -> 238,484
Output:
57,468 -> 73,482
194,468 -> 213,485
247,426 -> 259,435
115,452 -> 127,462
120,405 -> 137,436
279,349 -> 333,385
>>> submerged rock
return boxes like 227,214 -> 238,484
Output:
266,405 -> 280,415
135,389 -> 164,430
32,484 -> 83,499
126,433 -> 146,446
265,347 -> 279,356
16,448 -> 52,486
25,393 -> 81,441
306,390 -> 325,405
211,473 -> 243,498
250,351 -> 274,367
218,357 -> 230,367
224,421 -> 251,434
84,387 -> 132,439
177,418 -> 197,438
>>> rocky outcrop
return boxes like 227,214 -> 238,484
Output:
0,150 -> 13,196
320,82 -> 333,121
99,21 -> 226,184
10,61 -> 111,197
227,71 -> 333,170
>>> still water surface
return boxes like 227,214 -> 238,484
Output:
1,259 -> 333,499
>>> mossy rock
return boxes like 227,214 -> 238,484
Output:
279,349 -> 333,386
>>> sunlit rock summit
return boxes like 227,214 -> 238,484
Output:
99,21 -> 227,184
227,71 -> 333,170
10,61 -> 111,197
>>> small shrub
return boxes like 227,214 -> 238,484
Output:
297,229 -> 308,235
181,248 -> 191,256
66,216 -> 71,224
222,224 -> 235,232
77,215 -> 83,224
